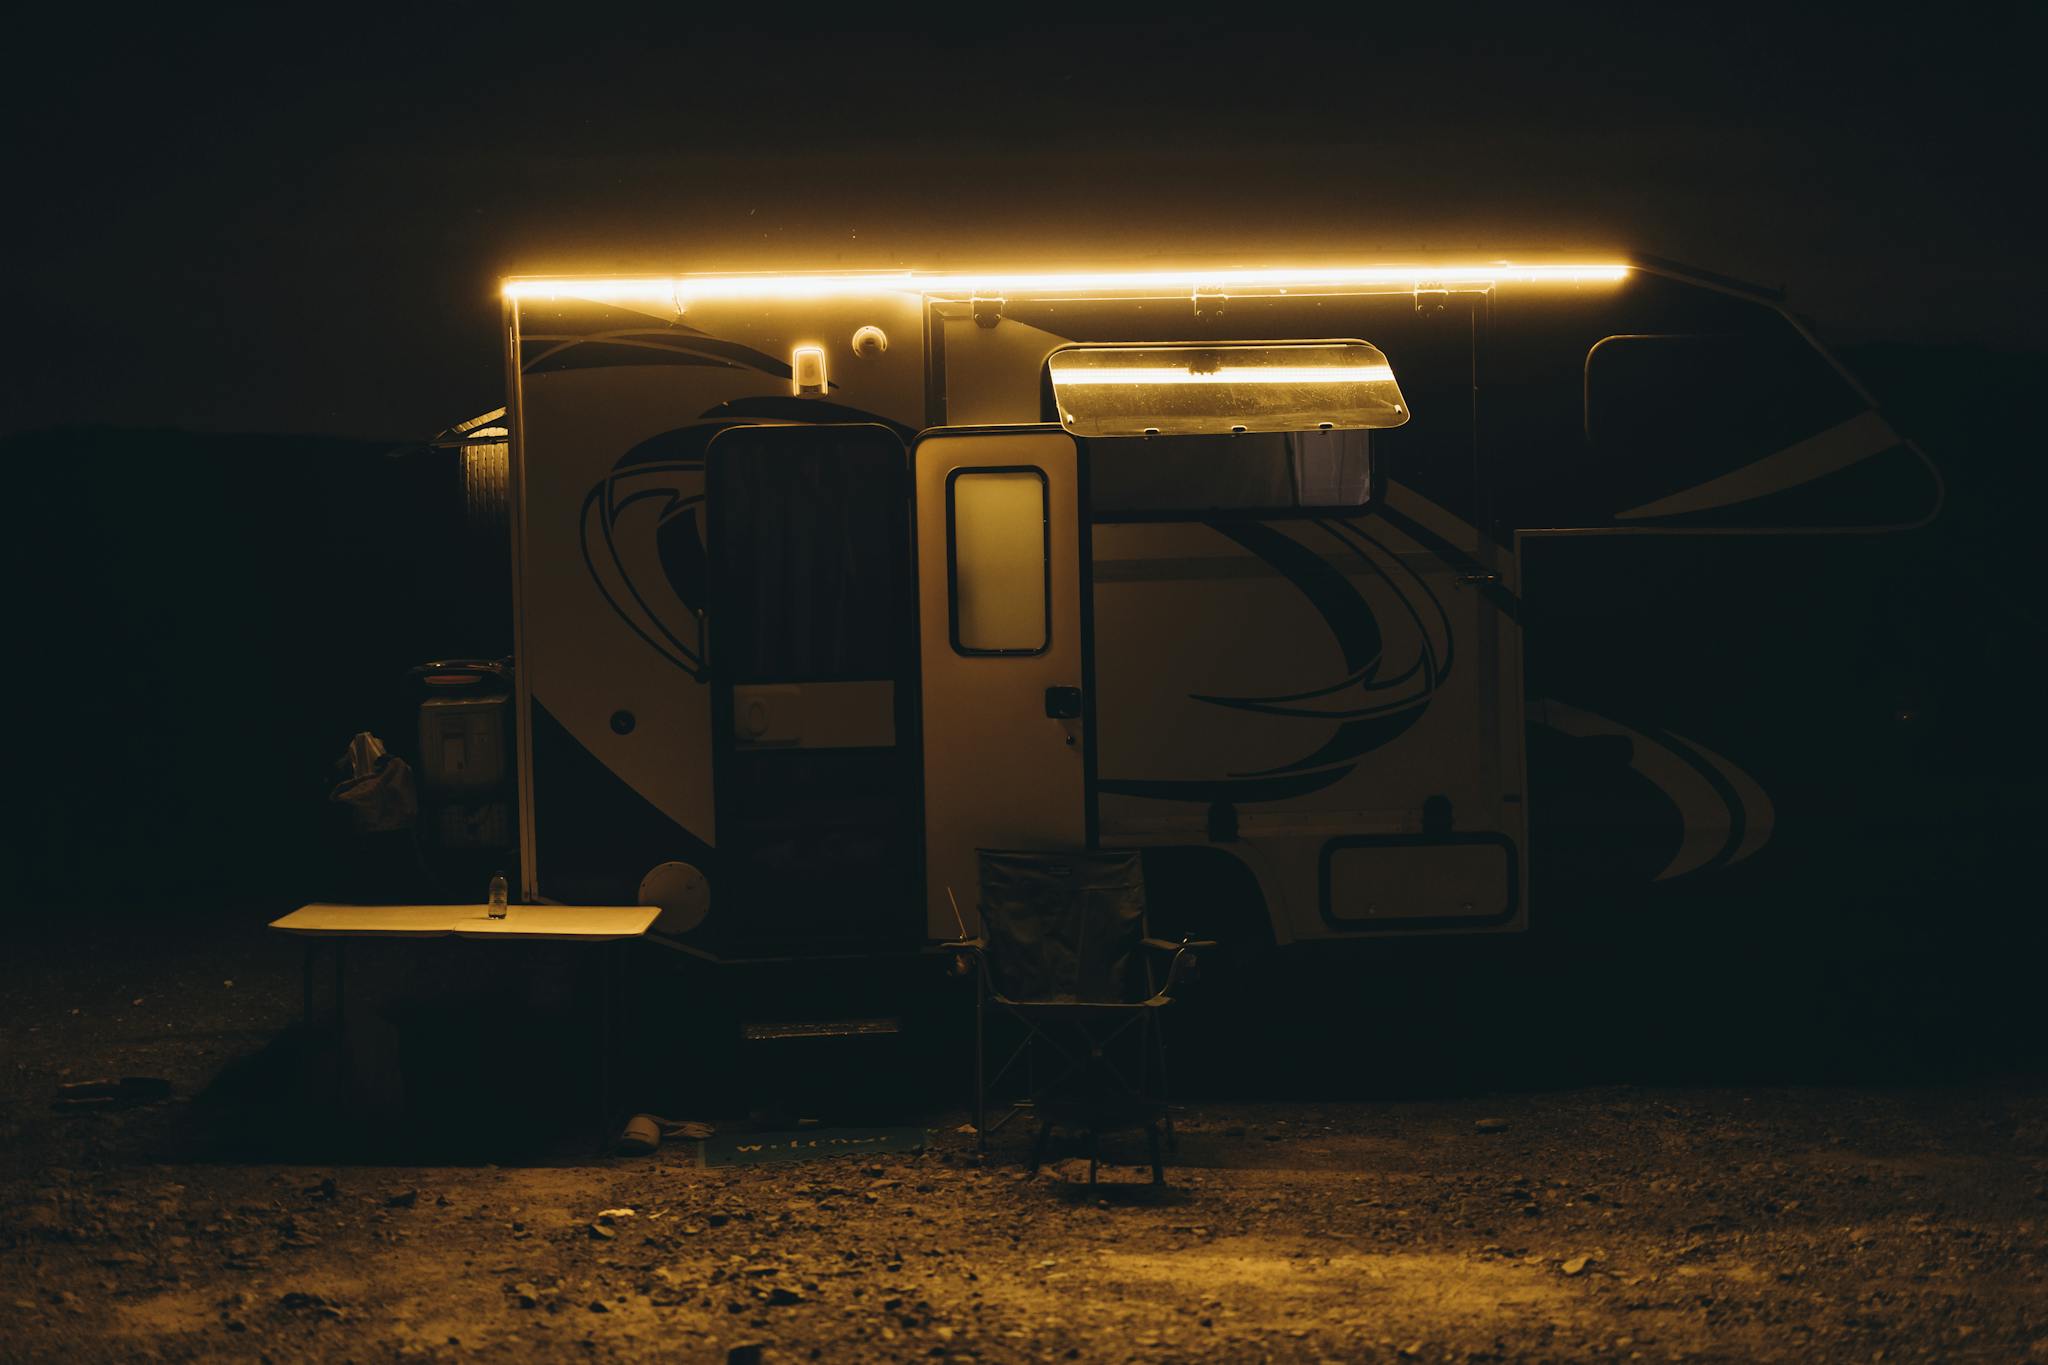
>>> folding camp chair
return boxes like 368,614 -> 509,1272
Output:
951,849 -> 1211,1184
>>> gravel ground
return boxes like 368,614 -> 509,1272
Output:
3,919 -> 2045,1363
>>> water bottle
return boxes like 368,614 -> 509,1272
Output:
487,871 -> 509,919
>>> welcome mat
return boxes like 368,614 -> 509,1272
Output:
696,1126 -> 928,1168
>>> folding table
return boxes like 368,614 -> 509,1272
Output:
270,903 -> 658,1141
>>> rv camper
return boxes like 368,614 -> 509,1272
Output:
428,258 -> 1939,962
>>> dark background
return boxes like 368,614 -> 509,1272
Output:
3,9 -> 2041,437
3,9 -> 2041,1087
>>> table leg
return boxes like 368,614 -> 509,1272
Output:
973,987 -> 985,1153
333,942 -> 350,1121
601,942 -> 615,1149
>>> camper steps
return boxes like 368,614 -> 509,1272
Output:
742,1018 -> 900,1042
739,1017 -> 910,1125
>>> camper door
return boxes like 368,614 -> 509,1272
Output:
914,429 -> 1089,938
703,423 -> 921,951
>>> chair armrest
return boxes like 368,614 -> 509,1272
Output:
1141,937 -> 1216,954
1139,936 -> 1215,997
940,938 -> 987,983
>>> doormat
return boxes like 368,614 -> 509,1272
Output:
696,1127 -> 927,1168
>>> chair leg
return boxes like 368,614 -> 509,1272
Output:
1087,1129 -> 1100,1186
973,992 -> 986,1154
1151,1013 -> 1177,1151
301,943 -> 315,1025
1146,1121 -> 1165,1185
1028,1119 -> 1054,1177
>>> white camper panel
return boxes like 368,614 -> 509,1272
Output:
509,292 -> 924,899
506,272 -> 1546,943
1090,495 -> 1528,943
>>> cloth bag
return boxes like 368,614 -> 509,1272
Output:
329,731 -> 418,832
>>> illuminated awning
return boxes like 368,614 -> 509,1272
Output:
1047,342 -> 1409,438
501,261 -> 1630,305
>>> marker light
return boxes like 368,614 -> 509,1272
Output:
502,261 -> 1630,305
1048,342 -> 1409,438
790,344 -> 827,395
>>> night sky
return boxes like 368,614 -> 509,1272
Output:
4,9 -> 2039,441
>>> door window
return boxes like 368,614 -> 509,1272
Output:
947,468 -> 1050,655
706,424 -> 909,682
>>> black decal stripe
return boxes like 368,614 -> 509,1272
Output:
1641,721 -> 1748,875
697,398 -> 915,442
515,301 -> 715,338
589,445 -> 717,668
599,468 -> 704,668
523,343 -> 748,376
1172,518 -> 1452,778
529,700 -> 715,905
1219,521 -> 1453,774
656,498 -> 709,617
1097,769 -> 1352,803
578,484 -> 705,679
615,428 -> 730,469
1227,707 -> 1432,778
522,330 -> 795,379
1189,658 -> 1384,708
1203,521 -> 1383,675
611,487 -> 694,520
607,488 -> 709,614
1361,504 -> 1522,623
1203,689 -> 1437,723
1319,519 -> 1458,680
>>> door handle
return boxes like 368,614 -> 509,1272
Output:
1043,686 -> 1082,720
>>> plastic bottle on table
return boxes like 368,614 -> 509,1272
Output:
488,871 -> 509,919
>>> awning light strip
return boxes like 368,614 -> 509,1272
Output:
502,262 -> 1630,304
1052,365 -> 1397,385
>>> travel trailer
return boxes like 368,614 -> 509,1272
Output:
421,257 -> 1941,962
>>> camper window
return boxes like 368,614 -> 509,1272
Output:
947,468 -> 1050,655
1585,332 -> 1863,466
1088,428 -> 1372,519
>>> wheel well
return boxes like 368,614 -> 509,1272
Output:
1137,845 -> 1275,951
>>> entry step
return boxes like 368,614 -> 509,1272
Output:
743,1018 -> 901,1041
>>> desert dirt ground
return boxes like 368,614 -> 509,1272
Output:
3,917 -> 2045,1364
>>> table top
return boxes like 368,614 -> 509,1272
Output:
270,903 -> 660,942
452,905 -> 660,941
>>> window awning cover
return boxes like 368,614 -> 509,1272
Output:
1047,342 -> 1410,437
